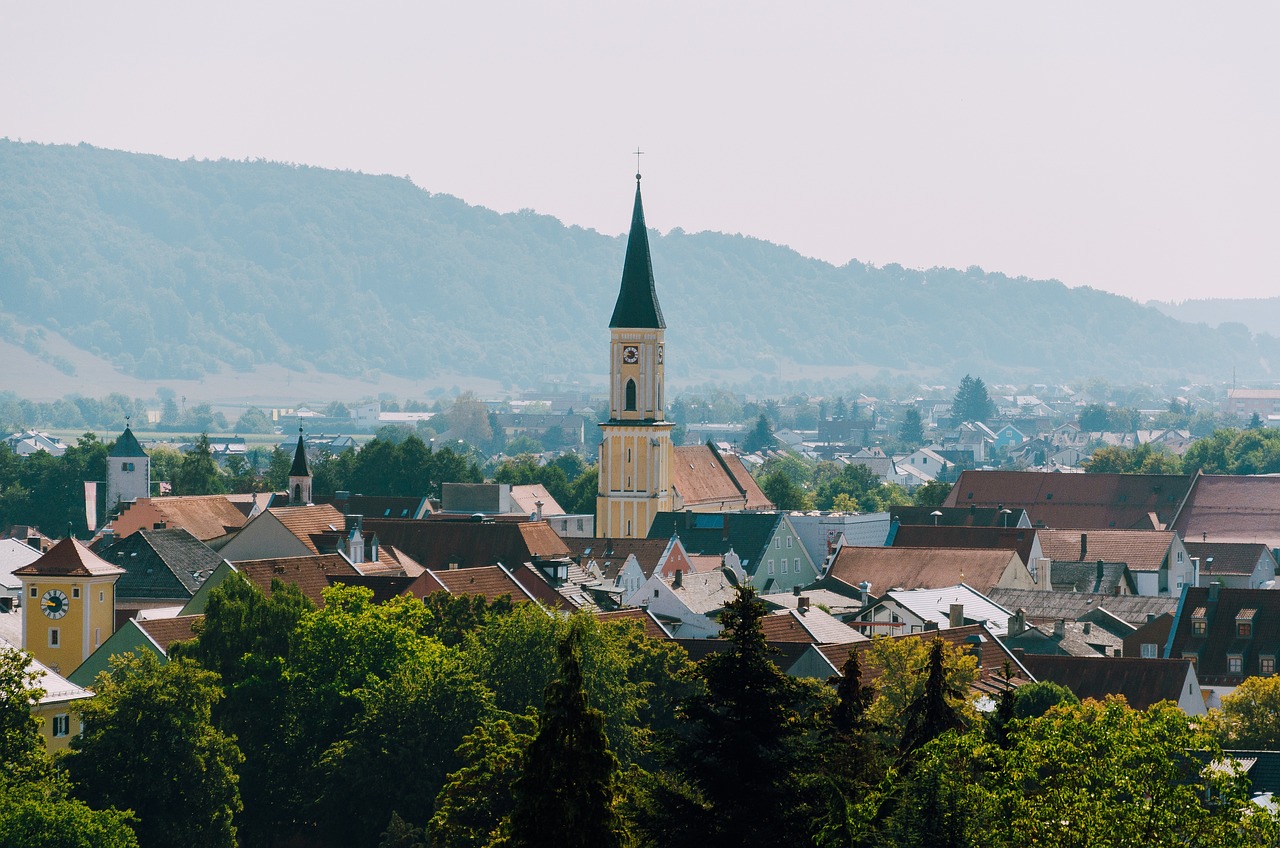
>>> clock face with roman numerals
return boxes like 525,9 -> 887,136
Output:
41,589 -> 69,619
622,345 -> 639,364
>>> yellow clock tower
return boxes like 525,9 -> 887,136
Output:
597,172 -> 675,538
14,537 -> 125,676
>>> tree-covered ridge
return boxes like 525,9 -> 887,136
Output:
3,139 -> 1279,386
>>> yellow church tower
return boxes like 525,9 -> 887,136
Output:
597,172 -> 675,538
14,537 -> 125,676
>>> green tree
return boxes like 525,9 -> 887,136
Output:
65,652 -> 243,848
0,780 -> 139,848
233,407 -> 274,434
430,712 -> 538,848
952,375 -> 996,423
1084,442 -> 1183,474
0,646 -> 48,785
176,433 -> 225,495
760,468 -> 810,511
899,407 -> 924,447
498,619 -> 624,848
1211,675 -> 1280,750
911,479 -> 952,507
742,414 -> 775,454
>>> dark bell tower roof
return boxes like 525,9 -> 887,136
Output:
609,177 -> 666,330
289,428 -> 310,477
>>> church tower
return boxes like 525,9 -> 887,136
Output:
106,420 -> 150,514
288,427 -> 312,506
596,173 -> 675,538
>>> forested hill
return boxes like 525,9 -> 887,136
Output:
2,139 -> 1275,388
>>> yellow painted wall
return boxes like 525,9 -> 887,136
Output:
23,576 -> 117,677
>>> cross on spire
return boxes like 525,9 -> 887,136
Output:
634,147 -> 644,181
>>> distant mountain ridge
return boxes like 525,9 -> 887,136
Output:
1,139 -> 1276,389
1150,297 -> 1280,339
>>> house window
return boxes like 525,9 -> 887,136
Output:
71,587 -> 80,599
94,628 -> 101,647
775,538 -> 781,549
99,591 -> 104,603
29,586 -> 37,598
53,714 -> 70,737
1141,643 -> 1158,659
1229,655 -> 1243,674
1192,620 -> 1206,637
786,537 -> 792,548
1239,622 -> 1253,638
1177,551 -> 1184,563
1262,656 -> 1276,675
576,519 -> 584,532
49,629 -> 59,648
781,560 -> 788,574
767,559 -> 775,575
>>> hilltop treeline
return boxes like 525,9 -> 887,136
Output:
2,140 -> 1277,387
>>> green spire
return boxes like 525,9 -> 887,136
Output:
608,177 -> 665,329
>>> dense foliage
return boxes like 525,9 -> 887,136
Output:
4,140 -> 1280,385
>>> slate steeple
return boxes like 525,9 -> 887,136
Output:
288,427 -> 312,506
609,176 -> 666,329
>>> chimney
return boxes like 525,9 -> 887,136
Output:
1008,608 -> 1027,637
673,569 -> 683,589
858,580 -> 872,600
1080,533 -> 1088,561
1096,559 -> 1105,582
792,585 -> 801,596
1082,622 -> 1092,635
1209,581 -> 1221,602
797,596 -> 810,613
1036,557 -> 1052,587
1053,619 -> 1066,639
949,603 -> 964,628
924,620 -> 939,631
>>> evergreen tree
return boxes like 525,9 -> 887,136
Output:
499,618 -> 624,848
900,407 -> 924,447
898,639 -> 965,760
951,375 -> 996,423
176,433 -> 225,495
742,414 -> 775,454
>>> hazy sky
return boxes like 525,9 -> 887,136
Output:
3,2 -> 1276,303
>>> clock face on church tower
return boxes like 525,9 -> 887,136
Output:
622,345 -> 639,364
41,589 -> 69,619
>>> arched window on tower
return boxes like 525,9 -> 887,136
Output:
625,379 -> 637,412
293,483 -> 302,503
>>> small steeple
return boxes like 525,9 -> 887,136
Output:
609,174 -> 666,329
288,426 -> 312,506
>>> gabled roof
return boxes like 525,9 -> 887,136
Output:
595,608 -> 672,640
1172,475 -> 1280,548
324,493 -> 431,521
875,584 -> 1013,636
824,545 -> 1022,594
1019,655 -> 1198,711
13,537 -> 126,578
98,528 -> 224,600
665,568 -> 742,615
988,587 -> 1176,628
236,554 -> 362,605
890,525 -> 1038,567
135,614 -> 202,652
108,426 -> 148,458
114,495 -> 251,542
364,516 -> 569,570
267,504 -> 347,554
671,444 -> 772,511
1167,586 -> 1280,685
609,178 -> 665,329
565,537 -> 672,580
1184,541 -> 1277,577
943,470 -> 1194,530
326,571 -> 449,604
763,608 -> 864,644
647,511 -> 782,571
0,538 -> 42,590
1038,529 -> 1175,574
430,565 -> 544,606
510,485 -> 566,517
1049,560 -> 1137,595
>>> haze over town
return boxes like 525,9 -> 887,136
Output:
3,2 -> 1276,304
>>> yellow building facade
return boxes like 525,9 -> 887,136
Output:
597,175 -> 676,539
14,537 -> 124,677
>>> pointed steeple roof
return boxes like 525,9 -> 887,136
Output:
290,428 -> 310,477
13,537 -> 126,578
109,424 -> 148,458
609,176 -> 666,329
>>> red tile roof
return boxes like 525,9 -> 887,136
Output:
430,565 -> 541,606
1184,541 -> 1276,577
136,615 -> 202,651
364,516 -> 569,570
236,554 -> 361,605
1172,475 -> 1280,548
13,537 -> 126,578
672,444 -> 771,510
944,470 -> 1193,530
891,525 -> 1038,566
825,546 -> 1024,594
1038,529 -> 1174,574
596,608 -> 672,640
268,504 -> 347,555
116,495 -> 252,541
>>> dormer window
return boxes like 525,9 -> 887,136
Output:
1229,654 -> 1243,674
1262,655 -> 1275,675
1237,609 -> 1257,638
1191,607 -> 1207,637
